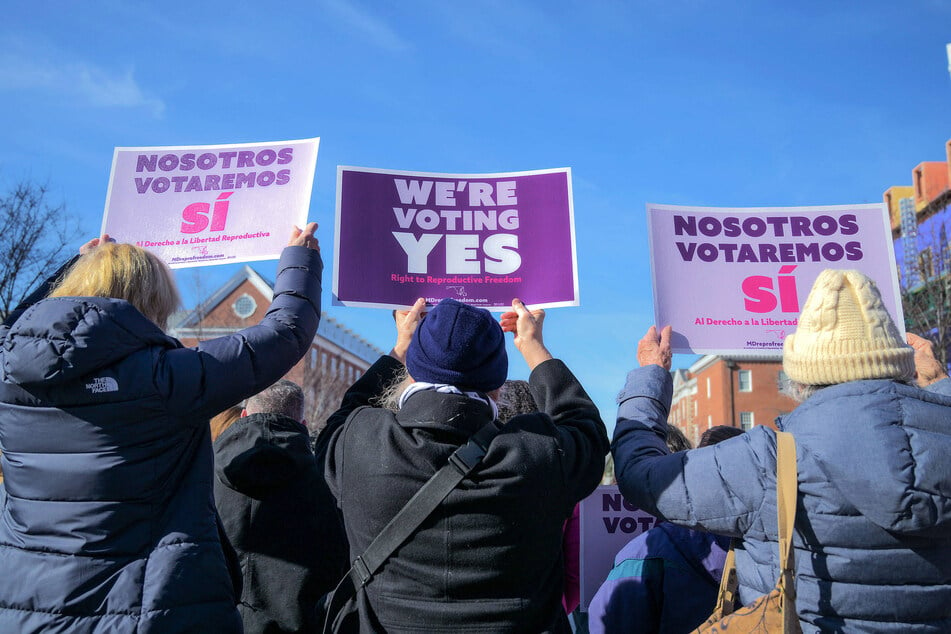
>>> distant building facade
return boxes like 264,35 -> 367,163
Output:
169,265 -> 382,429
886,140 -> 951,292
884,138 -> 951,365
668,354 -> 798,446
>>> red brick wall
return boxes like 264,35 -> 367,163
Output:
692,359 -> 797,434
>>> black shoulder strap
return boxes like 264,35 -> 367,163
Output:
322,419 -> 500,633
349,419 -> 500,586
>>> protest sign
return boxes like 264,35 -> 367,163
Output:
647,203 -> 902,354
578,485 -> 660,611
102,138 -> 319,268
333,166 -> 579,310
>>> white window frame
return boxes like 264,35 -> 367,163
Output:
738,369 -> 752,392
740,411 -> 754,430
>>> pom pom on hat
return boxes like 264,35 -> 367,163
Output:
783,269 -> 914,386
405,299 -> 508,392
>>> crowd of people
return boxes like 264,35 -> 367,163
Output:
0,228 -> 949,633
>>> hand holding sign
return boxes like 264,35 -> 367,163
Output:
637,325 -> 673,371
390,298 -> 427,364
500,298 -> 552,370
288,222 -> 320,251
79,234 -> 115,255
906,333 -> 950,387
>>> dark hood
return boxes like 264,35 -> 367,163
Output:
214,412 -> 315,498
1,296 -> 178,387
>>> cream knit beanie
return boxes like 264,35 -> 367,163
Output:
782,269 -> 914,386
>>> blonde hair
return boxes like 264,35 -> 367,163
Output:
210,406 -> 244,441
50,243 -> 180,329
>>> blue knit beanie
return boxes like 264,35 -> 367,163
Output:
405,299 -> 508,392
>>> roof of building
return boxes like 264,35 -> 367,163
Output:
169,265 -> 384,365
688,353 -> 783,374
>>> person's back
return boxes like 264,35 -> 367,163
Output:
325,298 -> 609,633
0,226 -> 323,633
214,380 -> 348,633
612,270 -> 951,632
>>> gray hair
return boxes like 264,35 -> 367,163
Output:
779,375 -> 823,403
246,379 -> 305,421
374,366 -> 413,412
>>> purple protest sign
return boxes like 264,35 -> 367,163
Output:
102,138 -> 319,268
333,166 -> 579,310
648,203 -> 902,354
578,485 -> 660,611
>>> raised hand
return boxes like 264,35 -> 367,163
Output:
500,298 -> 552,370
637,325 -> 673,371
79,234 -> 115,255
288,222 -> 320,251
907,332 -> 949,387
390,298 -> 427,363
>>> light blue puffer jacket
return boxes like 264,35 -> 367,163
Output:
0,246 -> 322,633
613,364 -> 951,633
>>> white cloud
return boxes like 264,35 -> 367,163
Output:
0,38 -> 164,117
320,0 -> 411,53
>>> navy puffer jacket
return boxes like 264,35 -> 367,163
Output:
0,246 -> 322,633
614,364 -> 951,633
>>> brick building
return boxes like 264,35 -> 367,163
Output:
169,265 -> 382,429
669,354 -> 798,446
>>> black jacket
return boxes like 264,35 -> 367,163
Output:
215,413 -> 349,633
325,355 -> 608,633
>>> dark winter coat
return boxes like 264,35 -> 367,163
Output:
0,246 -> 322,633
325,355 -> 609,633
613,364 -> 951,633
214,412 -> 349,633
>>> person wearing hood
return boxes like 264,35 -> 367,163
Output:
214,379 -> 349,633
0,225 -> 323,633
324,297 -> 609,633
612,269 -> 951,632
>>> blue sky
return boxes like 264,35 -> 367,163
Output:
1,1 -> 949,433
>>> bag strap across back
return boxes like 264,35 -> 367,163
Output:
710,430 -> 799,621
322,419 -> 501,633
349,419 -> 502,587
774,430 -> 800,631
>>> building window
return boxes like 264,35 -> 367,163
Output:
232,294 -> 257,319
777,370 -> 788,390
706,377 -> 711,399
740,411 -> 754,430
310,349 -> 317,367
738,369 -> 752,392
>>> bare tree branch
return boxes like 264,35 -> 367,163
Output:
0,179 -> 82,318
305,363 -> 355,438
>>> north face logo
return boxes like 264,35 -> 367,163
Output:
86,377 -> 119,394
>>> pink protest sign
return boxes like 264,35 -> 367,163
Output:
647,203 -> 902,354
102,138 -> 319,268
578,485 -> 660,611
333,166 -> 579,311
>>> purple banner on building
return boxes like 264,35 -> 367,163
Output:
333,166 -> 579,310
102,138 -> 319,268
648,203 -> 902,354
